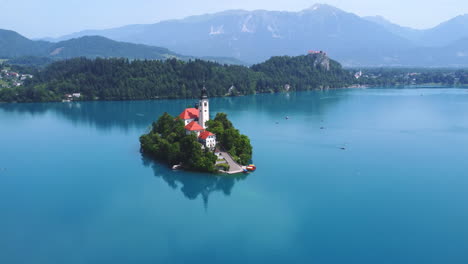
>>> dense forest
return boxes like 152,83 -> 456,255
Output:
140,112 -> 218,173
4,56 -> 55,68
3,54 -> 468,103
0,53 -> 354,102
206,113 -> 252,165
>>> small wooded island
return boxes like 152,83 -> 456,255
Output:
140,87 -> 253,174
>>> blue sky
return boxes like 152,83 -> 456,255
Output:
1,0 -> 467,38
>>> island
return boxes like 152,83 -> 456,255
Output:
140,87 -> 253,174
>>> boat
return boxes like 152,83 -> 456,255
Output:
246,164 -> 256,171
172,164 -> 182,170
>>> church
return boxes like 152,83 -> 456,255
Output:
178,87 -> 217,150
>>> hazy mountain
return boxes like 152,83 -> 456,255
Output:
418,15 -> 468,46
363,16 -> 423,43
0,29 -> 181,60
52,4 -> 468,66
53,4 -> 413,65
1,29 -> 246,65
399,38 -> 468,66
0,29 -> 49,57
364,14 -> 468,48
46,36 -> 179,60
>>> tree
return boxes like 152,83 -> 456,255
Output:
207,112 -> 253,165
2,55 -> 356,103
140,113 -> 217,173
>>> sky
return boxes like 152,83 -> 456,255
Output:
1,0 -> 467,39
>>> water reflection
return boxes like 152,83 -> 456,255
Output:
0,90 -> 347,132
216,90 -> 347,116
141,154 -> 248,209
0,100 -> 192,132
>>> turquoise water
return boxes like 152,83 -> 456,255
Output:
1,88 -> 468,263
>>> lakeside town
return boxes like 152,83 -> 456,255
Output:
0,67 -> 33,89
354,68 -> 468,86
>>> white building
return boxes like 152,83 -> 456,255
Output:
198,86 -> 210,129
199,131 -> 216,150
355,71 -> 363,79
178,87 -> 217,149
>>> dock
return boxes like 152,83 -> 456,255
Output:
219,151 -> 244,174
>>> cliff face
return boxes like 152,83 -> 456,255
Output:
310,53 -> 331,71
250,53 -> 354,91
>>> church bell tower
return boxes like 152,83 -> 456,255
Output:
199,86 -> 209,129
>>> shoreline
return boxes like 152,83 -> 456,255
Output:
1,84 -> 467,104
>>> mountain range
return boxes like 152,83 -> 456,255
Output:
0,29 -> 244,65
0,29 -> 180,60
47,4 -> 468,67
364,14 -> 468,47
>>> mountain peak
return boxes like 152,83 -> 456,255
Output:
302,3 -> 344,13
0,29 -> 29,40
450,14 -> 468,23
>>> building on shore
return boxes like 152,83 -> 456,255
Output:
178,87 -> 217,150
199,131 -> 216,149
184,121 -> 204,137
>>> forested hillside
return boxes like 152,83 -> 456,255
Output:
0,53 -> 354,102
0,29 -> 181,61
0,30 -> 50,58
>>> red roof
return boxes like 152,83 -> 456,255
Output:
185,121 -> 204,131
178,108 -> 199,120
199,131 -> 215,140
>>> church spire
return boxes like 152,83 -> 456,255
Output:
200,85 -> 208,99
198,86 -> 210,129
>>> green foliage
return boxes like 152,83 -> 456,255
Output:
216,163 -> 230,171
207,113 -> 253,165
140,112 -> 217,173
6,56 -> 54,68
251,54 -> 355,91
140,111 -> 253,172
355,68 -> 468,86
1,54 -> 355,102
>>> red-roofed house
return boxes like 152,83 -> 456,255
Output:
185,121 -> 204,136
198,131 -> 216,149
178,87 -> 217,149
178,108 -> 199,125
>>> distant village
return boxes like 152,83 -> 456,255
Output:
0,68 -> 33,88
352,68 -> 468,86
0,65 -> 83,102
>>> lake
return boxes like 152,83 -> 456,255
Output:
1,88 -> 468,264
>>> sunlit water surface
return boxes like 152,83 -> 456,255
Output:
1,88 -> 468,263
